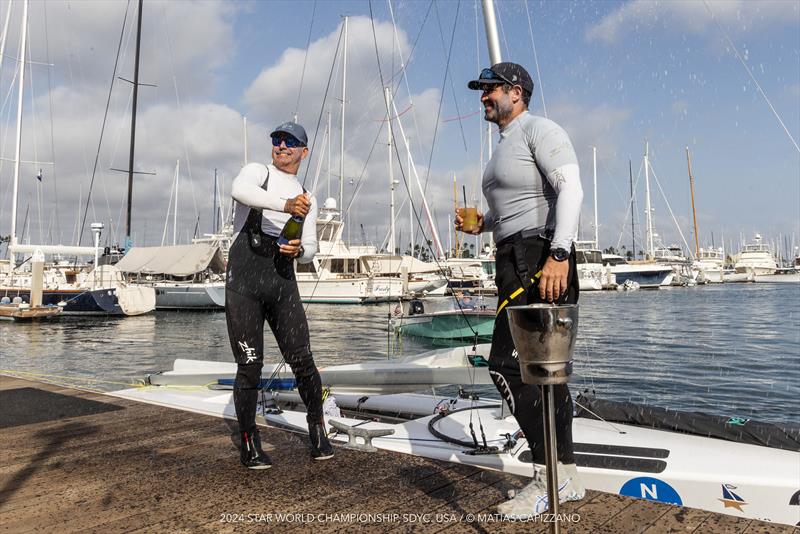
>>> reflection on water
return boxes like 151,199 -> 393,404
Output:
1,284 -> 797,425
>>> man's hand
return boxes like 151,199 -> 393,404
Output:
279,239 -> 303,258
284,192 -> 310,217
539,257 -> 569,302
454,208 -> 484,235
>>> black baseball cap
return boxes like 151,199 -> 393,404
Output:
269,121 -> 308,146
467,62 -> 534,95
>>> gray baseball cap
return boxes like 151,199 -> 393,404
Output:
270,121 -> 308,146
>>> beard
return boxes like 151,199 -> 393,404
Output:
484,98 -> 513,125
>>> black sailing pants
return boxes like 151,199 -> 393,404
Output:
490,234 -> 579,465
225,232 -> 323,434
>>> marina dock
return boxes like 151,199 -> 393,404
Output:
0,375 -> 795,533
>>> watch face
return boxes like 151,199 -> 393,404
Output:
551,248 -> 569,261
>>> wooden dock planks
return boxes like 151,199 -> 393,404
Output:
0,375 -> 795,534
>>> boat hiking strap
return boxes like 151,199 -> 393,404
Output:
496,270 -> 543,316
328,420 -> 395,453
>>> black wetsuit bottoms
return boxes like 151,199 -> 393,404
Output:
225,231 -> 323,435
490,233 -> 579,465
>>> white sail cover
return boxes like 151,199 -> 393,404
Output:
115,244 -> 226,276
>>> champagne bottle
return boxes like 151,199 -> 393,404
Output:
277,215 -> 304,246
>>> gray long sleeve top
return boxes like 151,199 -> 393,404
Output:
482,111 -> 583,250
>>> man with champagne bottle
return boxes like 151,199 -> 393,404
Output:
226,121 -> 333,469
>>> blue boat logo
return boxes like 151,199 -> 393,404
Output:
620,477 -> 682,505
719,484 -> 747,512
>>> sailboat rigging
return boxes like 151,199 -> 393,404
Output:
1,0 -> 154,315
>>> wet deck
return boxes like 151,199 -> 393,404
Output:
0,375 -> 795,533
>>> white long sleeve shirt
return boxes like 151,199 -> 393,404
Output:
231,162 -> 318,263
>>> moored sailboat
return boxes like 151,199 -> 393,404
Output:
115,244 -> 226,310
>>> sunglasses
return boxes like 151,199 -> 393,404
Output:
478,68 -> 514,86
271,135 -> 305,148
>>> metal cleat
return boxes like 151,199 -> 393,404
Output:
329,420 -> 394,453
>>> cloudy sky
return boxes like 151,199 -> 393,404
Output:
0,0 -> 798,258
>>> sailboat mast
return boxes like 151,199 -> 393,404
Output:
125,0 -> 143,245
480,0 -> 502,65
384,86 -> 396,254
339,16 -> 348,215
0,0 -> 12,88
481,0 -> 500,253
327,110 -> 332,200
409,195 -> 414,257
592,146 -> 598,248
242,116 -> 248,165
452,173 -> 458,257
173,159 -> 179,246
629,159 -> 635,259
9,0 -> 29,266
390,99 -> 445,259
408,137 -> 414,256
218,172 -> 225,232
686,147 -> 700,258
644,142 -> 654,260
447,214 -> 452,258
212,169 -> 218,234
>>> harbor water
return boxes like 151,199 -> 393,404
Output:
1,283 -> 798,426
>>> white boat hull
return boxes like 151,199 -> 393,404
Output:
206,284 -> 226,307
146,344 -> 493,395
754,273 -> 800,283
111,387 -> 800,526
151,282 -> 225,310
576,265 -> 604,291
724,271 -> 755,283
698,268 -> 725,284
610,264 -> 673,289
296,276 -> 405,303
736,266 -> 778,276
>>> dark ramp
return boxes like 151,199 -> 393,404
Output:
0,387 -> 124,428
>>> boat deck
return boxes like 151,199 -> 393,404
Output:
0,375 -> 794,533
0,304 -> 61,321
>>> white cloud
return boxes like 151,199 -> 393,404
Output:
2,87 -> 249,246
0,8 -> 460,251
1,0 -> 236,99
0,1 -> 242,246
547,101 -> 632,162
586,0 -> 796,45
241,16 -> 456,251
243,16 -> 434,138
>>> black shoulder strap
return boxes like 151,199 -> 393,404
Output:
244,166 -> 271,232
260,166 -> 271,192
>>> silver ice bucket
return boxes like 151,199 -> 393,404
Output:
506,304 -> 578,385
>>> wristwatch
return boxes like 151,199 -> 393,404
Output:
297,245 -> 305,259
549,247 -> 570,262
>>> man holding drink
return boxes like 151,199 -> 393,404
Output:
456,63 -> 585,517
